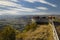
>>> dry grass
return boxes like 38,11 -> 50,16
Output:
16,24 -> 54,40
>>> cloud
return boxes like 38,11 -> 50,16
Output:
0,0 -> 21,15
39,0 -> 57,7
36,7 -> 48,10
24,0 -> 35,3
24,0 -> 57,7
0,0 -> 21,8
0,0 -> 37,15
0,0 -> 36,12
0,10 -> 19,15
13,7 -> 37,12
10,0 -> 18,2
0,0 -> 49,15
18,12 -> 49,15
0,6 -> 37,15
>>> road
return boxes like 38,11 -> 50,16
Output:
49,19 -> 59,40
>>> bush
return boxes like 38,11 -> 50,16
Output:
0,25 -> 16,40
23,22 -> 37,32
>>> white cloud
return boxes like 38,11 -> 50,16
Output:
0,0 -> 37,11
36,7 -> 48,10
16,7 -> 37,12
25,0 -> 35,3
0,0 -> 21,15
0,0 -> 38,15
0,7 -> 37,15
0,10 -> 19,15
11,0 -> 18,2
39,0 -> 57,7
24,0 -> 57,7
0,0 -> 21,8
0,0 -> 49,15
19,12 -> 49,15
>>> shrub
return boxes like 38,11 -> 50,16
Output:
0,25 -> 16,40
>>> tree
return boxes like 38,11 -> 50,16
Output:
0,25 -> 16,40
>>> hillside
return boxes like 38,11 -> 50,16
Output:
0,15 -> 60,40
16,23 -> 54,40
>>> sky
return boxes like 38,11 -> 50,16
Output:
0,0 -> 60,15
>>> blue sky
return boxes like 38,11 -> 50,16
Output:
0,0 -> 60,15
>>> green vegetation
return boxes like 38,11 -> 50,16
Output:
16,23 -> 54,40
54,18 -> 60,22
0,25 -> 16,40
0,22 -> 54,40
23,22 -> 37,32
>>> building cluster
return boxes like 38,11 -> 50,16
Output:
31,16 -> 56,24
